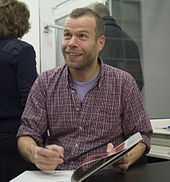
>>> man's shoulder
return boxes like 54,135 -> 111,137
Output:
103,64 -> 138,92
104,64 -> 131,76
38,65 -> 66,83
103,64 -> 135,83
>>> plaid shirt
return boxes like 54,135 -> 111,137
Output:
17,63 -> 152,169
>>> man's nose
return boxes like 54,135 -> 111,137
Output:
68,36 -> 78,46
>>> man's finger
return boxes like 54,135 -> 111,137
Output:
46,144 -> 64,158
107,143 -> 114,153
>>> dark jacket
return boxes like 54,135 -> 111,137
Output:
0,38 -> 37,149
101,16 -> 144,90
0,38 -> 38,181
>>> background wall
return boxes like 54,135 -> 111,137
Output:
142,0 -> 170,118
19,0 -> 58,73
19,0 -> 40,73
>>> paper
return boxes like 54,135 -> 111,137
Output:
10,170 -> 74,182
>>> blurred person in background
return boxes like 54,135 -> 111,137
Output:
91,3 -> 144,91
0,0 -> 37,181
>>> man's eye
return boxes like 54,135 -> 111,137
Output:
64,33 -> 71,39
79,34 -> 88,40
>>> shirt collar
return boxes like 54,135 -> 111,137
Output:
63,58 -> 105,89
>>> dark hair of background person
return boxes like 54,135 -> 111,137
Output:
69,7 -> 104,38
0,0 -> 30,38
90,2 -> 110,17
90,3 -> 144,91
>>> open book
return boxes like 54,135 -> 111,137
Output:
10,132 -> 143,182
71,132 -> 143,182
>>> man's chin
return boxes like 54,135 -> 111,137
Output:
66,59 -> 80,66
66,62 -> 84,70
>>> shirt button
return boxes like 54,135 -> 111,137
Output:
71,89 -> 75,93
76,107 -> 80,111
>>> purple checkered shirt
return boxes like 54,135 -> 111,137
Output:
17,63 -> 152,169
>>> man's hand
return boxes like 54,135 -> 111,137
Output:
106,142 -> 146,171
31,144 -> 64,171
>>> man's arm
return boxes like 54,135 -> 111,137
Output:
107,73 -> 152,170
17,136 -> 64,171
17,136 -> 37,163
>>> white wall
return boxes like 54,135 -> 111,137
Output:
19,0 -> 40,73
19,0 -> 58,73
39,0 -> 57,72
54,0 -> 106,20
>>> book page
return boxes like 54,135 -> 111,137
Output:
10,170 -> 73,182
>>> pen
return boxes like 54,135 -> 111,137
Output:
155,125 -> 170,130
161,126 -> 170,129
154,125 -> 170,130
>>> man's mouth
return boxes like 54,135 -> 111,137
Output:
65,48 -> 83,54
66,52 -> 82,56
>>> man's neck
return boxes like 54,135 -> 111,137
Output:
69,63 -> 100,82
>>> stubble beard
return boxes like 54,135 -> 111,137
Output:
62,45 -> 98,71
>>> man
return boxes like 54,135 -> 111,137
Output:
17,8 -> 152,172
91,3 -> 144,91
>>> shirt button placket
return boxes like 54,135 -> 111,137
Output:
71,89 -> 75,94
71,143 -> 79,155
76,107 -> 80,112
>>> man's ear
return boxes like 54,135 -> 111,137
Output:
98,34 -> 105,51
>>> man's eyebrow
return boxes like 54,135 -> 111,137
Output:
64,29 -> 89,34
64,29 -> 70,32
78,30 -> 89,34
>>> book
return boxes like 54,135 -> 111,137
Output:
71,132 -> 143,182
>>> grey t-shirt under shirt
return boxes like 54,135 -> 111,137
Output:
72,75 -> 98,102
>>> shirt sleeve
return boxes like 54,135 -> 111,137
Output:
17,73 -> 47,145
16,45 -> 38,110
121,74 -> 153,153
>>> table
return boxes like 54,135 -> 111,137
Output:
11,161 -> 170,182
87,161 -> 170,182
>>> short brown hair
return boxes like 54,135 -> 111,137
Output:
69,7 -> 104,38
0,0 -> 30,38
